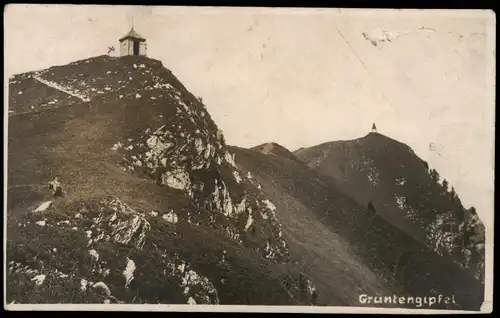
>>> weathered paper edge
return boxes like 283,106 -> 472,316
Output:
3,5 -> 495,314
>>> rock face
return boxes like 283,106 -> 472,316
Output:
294,132 -> 485,283
7,55 -> 314,305
112,109 -> 289,262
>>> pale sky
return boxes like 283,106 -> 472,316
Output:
4,5 -> 495,223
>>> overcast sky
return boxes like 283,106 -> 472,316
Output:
4,5 -> 495,224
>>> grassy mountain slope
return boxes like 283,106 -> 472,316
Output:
294,132 -> 485,283
7,55 -> 316,305
229,144 -> 484,310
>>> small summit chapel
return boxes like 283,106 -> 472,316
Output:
119,27 -> 147,57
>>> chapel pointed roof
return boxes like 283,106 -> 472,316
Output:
119,27 -> 146,42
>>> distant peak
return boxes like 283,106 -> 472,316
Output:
366,131 -> 383,137
250,142 -> 300,162
364,131 -> 392,139
251,142 -> 287,152
296,132 -> 415,158
359,131 -> 398,144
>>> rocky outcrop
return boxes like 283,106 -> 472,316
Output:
7,196 -> 296,305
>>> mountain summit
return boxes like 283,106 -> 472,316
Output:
7,55 -> 314,305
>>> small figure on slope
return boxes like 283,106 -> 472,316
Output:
48,177 -> 63,197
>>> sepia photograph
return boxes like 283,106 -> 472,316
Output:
3,5 -> 495,313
